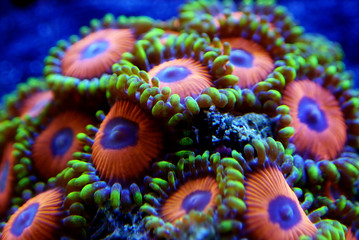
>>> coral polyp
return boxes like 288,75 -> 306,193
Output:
244,165 -> 317,239
92,100 -> 163,182
160,176 -> 219,224
32,111 -> 93,180
0,0 -> 358,239
146,58 -> 213,99
220,37 -> 274,88
62,28 -> 135,79
282,79 -> 346,160
44,14 -> 154,99
2,188 -> 64,240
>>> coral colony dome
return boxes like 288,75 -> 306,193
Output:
1,0 -> 359,239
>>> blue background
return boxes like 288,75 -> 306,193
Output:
0,0 -> 358,98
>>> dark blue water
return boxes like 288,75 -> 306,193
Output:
0,0 -> 357,98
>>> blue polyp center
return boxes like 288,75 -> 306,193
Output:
181,190 -> 212,213
81,40 -> 109,59
0,160 -> 9,192
298,96 -> 328,132
11,203 -> 39,236
229,49 -> 254,68
268,195 -> 301,230
51,127 -> 74,157
100,117 -> 139,149
155,66 -> 191,83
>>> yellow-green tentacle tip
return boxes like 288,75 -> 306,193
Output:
179,137 -> 193,147
276,105 -> 290,114
202,87 -> 221,103
94,187 -> 110,207
68,202 -> 85,217
144,215 -> 165,227
215,75 -> 239,88
318,161 -> 339,183
224,196 -> 246,215
276,66 -> 296,86
73,174 -> 99,188
308,206 -> 328,223
312,219 -> 347,240
253,81 -> 273,93
252,139 -> 266,165
13,164 -> 28,179
80,181 -> 106,202
155,226 -> 172,239
63,215 -> 87,228
305,160 -> 320,184
149,177 -> 170,190
225,168 -> 244,182
60,168 -> 75,185
149,182 -> 168,199
16,178 -> 31,193
242,89 -> 256,107
69,160 -> 95,173
152,100 -> 169,118
218,220 -> 243,235
140,203 -> 158,216
278,126 -> 295,138
225,180 -> 245,198
220,158 -> 242,172
64,191 -> 82,209
129,183 -> 142,206
168,113 -> 184,127
334,159 -> 359,180
110,183 -> 121,209
185,97 -> 200,115
153,161 -> 176,172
